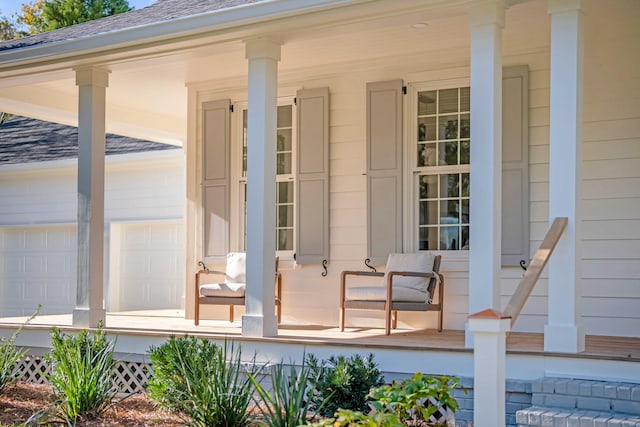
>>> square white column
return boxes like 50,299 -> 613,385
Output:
467,0 -> 505,347
544,0 -> 585,353
73,67 -> 110,328
242,38 -> 281,337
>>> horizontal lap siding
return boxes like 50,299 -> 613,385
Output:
580,0 -> 640,337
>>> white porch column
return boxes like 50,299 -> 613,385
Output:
467,0 -> 504,347
544,0 -> 585,353
469,309 -> 511,427
73,67 -> 110,328
242,38 -> 281,337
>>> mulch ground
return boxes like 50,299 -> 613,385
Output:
0,382 -> 184,426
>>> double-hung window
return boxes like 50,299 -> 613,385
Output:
412,85 -> 470,251
239,103 -> 296,254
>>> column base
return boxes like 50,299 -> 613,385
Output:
464,321 -> 474,348
242,313 -> 278,337
544,323 -> 585,353
72,307 -> 106,328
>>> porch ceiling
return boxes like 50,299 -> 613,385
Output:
0,0 -> 545,145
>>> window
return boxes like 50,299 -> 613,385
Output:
413,86 -> 470,251
239,104 -> 295,253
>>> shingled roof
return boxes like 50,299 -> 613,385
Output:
0,115 -> 178,165
0,0 -> 255,52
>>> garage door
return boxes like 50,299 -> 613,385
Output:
0,225 -> 76,317
110,221 -> 184,312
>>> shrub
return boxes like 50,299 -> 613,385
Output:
250,360 -> 318,427
306,353 -> 384,417
368,373 -> 461,426
0,308 -> 39,396
148,336 -> 260,427
307,409 -> 403,427
45,324 -> 118,424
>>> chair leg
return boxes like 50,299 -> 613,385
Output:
339,306 -> 345,331
438,307 -> 443,332
195,299 -> 200,326
392,311 -> 398,329
229,305 -> 234,323
385,309 -> 391,336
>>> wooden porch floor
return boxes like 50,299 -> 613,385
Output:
0,310 -> 638,362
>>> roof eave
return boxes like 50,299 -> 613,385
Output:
0,0 -> 367,74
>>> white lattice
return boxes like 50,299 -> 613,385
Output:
113,361 -> 152,395
16,356 -> 152,395
17,356 -> 51,385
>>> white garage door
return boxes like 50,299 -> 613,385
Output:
110,221 -> 184,312
0,226 -> 76,317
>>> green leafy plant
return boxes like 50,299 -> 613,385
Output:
367,373 -> 460,426
0,307 -> 39,396
250,360 -> 318,427
148,336 -> 260,427
307,409 -> 403,427
306,353 -> 384,417
44,324 -> 118,424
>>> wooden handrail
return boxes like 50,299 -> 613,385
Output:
503,217 -> 568,326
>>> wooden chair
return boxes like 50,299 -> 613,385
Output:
195,253 -> 282,325
339,252 -> 443,335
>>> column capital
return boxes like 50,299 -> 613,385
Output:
244,37 -> 282,61
548,0 -> 585,15
74,66 -> 110,88
469,0 -> 505,28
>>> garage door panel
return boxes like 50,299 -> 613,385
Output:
3,255 -> 24,274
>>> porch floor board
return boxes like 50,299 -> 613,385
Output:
0,310 -> 638,362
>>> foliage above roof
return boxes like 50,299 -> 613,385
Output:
0,115 -> 177,165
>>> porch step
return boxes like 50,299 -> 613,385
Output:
516,377 -> 640,427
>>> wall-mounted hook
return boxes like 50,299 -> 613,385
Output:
364,258 -> 377,272
198,260 -> 209,273
321,259 -> 328,277
519,260 -> 527,271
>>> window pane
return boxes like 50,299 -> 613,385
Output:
461,226 -> 470,250
441,174 -> 460,198
277,129 -> 292,151
278,205 -> 293,228
419,227 -> 438,251
277,182 -> 293,203
439,116 -> 458,140
442,141 -> 459,166
439,88 -> 458,114
419,200 -> 439,226
277,153 -> 292,175
440,226 -> 460,250
419,175 -> 438,199
277,229 -> 293,251
277,105 -> 292,128
461,199 -> 470,224
460,87 -> 470,112
461,173 -> 470,197
460,140 -> 470,165
418,91 -> 436,115
460,114 -> 470,138
418,117 -> 436,141
418,142 -> 437,167
440,200 -> 460,224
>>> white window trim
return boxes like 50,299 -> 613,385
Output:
403,77 -> 471,261
231,96 -> 297,260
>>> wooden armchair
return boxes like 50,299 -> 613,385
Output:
339,252 -> 443,335
195,253 -> 282,325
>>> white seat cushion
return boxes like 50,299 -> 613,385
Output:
225,252 -> 246,284
346,286 -> 428,302
199,282 -> 246,298
382,252 -> 435,292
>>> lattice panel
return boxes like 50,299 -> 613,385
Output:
17,356 -> 51,385
16,356 -> 152,395
114,361 -> 152,395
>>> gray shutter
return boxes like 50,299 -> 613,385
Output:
502,66 -> 529,266
367,80 -> 403,265
202,99 -> 231,258
295,87 -> 329,265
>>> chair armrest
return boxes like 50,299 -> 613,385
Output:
385,271 -> 442,303
340,270 -> 384,306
